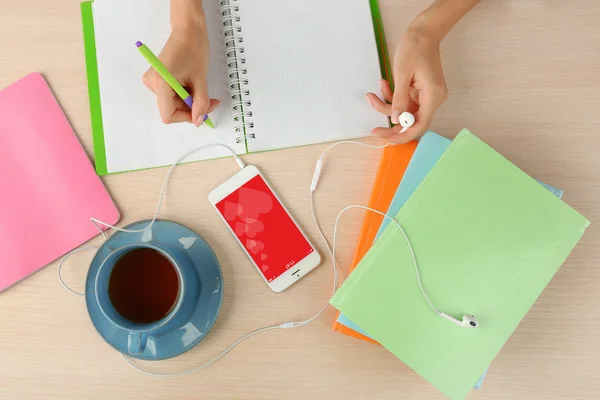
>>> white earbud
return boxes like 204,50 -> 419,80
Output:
439,313 -> 479,328
398,111 -> 415,133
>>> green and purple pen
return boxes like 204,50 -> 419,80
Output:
136,41 -> 214,128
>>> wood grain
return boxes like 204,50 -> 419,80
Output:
1,1 -> 599,399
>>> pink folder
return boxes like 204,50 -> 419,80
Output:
0,73 -> 119,292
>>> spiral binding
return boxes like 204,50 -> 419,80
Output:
220,0 -> 255,144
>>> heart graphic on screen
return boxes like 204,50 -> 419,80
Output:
260,254 -> 268,260
244,219 -> 264,238
246,239 -> 265,254
238,188 -> 273,221
261,265 -> 269,272
234,222 -> 246,236
224,202 -> 243,221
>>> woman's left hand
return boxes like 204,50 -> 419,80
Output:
367,27 -> 448,143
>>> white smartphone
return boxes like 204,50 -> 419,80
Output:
208,165 -> 321,292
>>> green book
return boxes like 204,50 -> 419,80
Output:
330,129 -> 590,400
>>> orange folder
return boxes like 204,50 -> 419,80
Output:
332,141 -> 417,343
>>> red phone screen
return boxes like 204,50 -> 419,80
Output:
215,174 -> 314,282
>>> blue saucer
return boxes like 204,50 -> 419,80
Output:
85,220 -> 223,361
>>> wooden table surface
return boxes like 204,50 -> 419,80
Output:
1,1 -> 599,399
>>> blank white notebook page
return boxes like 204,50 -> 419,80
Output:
238,0 -> 388,152
93,0 -> 244,173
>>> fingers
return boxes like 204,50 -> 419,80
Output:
368,79 -> 418,143
373,122 -> 423,144
370,77 -> 448,143
372,125 -> 415,144
365,79 -> 394,116
370,94 -> 441,144
366,93 -> 391,116
143,69 -> 221,126
390,71 -> 413,124
367,79 -> 394,117
401,85 -> 448,140
380,79 -> 394,103
412,102 -> 437,137
169,110 -> 194,124
144,69 -> 191,124
190,78 -> 210,127
194,99 -> 221,126
206,99 -> 221,115
371,126 -> 400,139
367,82 -> 420,117
142,69 -> 153,91
383,95 -> 441,144
380,103 -> 435,144
155,79 -> 192,124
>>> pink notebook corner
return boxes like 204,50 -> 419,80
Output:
0,73 -> 120,292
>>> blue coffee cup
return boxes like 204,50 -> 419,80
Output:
94,243 -> 199,355
85,220 -> 223,360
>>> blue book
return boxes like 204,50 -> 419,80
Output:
336,131 -> 564,388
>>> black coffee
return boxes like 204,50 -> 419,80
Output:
108,248 -> 179,324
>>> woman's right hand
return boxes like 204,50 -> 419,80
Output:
143,0 -> 220,127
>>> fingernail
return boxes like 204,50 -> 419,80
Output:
194,116 -> 203,127
391,111 -> 400,124
365,94 -> 373,106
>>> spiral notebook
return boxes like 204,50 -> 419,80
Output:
81,0 -> 390,175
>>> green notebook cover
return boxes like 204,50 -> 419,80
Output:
80,0 -> 391,176
330,129 -> 590,400
81,0 -> 107,175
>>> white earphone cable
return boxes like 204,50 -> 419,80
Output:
330,205 -> 440,316
58,246 -> 100,296
121,325 -> 282,377
59,139 -> 437,376
58,144 -> 245,297
90,144 -> 246,235
311,141 -> 441,317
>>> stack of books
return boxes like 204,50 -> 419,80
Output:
331,129 -> 588,399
